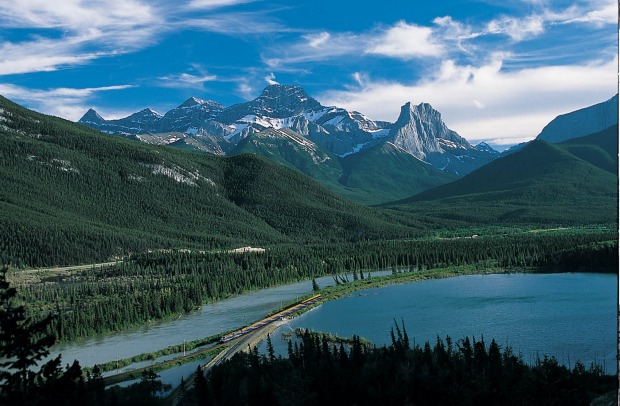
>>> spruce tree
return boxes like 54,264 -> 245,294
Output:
0,267 -> 60,404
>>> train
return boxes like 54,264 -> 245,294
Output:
219,294 -> 322,343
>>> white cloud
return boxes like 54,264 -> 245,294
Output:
264,73 -> 279,85
158,72 -> 218,88
319,55 -> 617,146
264,21 -> 445,68
486,14 -> 545,41
0,0 -> 287,76
367,21 -> 444,58
560,0 -> 618,26
306,32 -> 331,48
0,83 -> 134,121
0,0 -> 160,76
187,0 -> 254,9
183,12 -> 291,35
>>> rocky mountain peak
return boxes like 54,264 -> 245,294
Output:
137,108 -> 162,118
177,97 -> 224,110
79,108 -> 104,124
536,93 -> 619,143
252,84 -> 322,116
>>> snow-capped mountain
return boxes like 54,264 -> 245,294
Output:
536,94 -> 618,143
78,84 -> 496,174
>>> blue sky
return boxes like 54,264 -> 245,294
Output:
0,0 -> 616,147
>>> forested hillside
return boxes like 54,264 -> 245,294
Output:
0,96 -> 413,268
387,139 -> 618,225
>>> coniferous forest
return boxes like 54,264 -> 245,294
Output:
192,327 -> 616,406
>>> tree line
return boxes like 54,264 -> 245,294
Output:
9,229 -> 616,342
192,324 -> 615,405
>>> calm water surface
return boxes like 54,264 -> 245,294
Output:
266,272 -> 617,373
49,271 -> 390,368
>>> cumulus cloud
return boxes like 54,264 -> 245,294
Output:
264,73 -> 279,85
367,21 -> 444,58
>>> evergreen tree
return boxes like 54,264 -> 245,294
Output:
266,333 -> 275,362
0,267 -> 61,404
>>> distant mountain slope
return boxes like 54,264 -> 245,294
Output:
558,125 -> 618,173
387,139 -> 617,225
339,142 -> 457,204
231,128 -> 457,205
231,127 -> 343,188
0,95 -> 413,267
536,94 -> 618,143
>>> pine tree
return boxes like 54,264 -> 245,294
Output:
266,333 -> 275,362
0,267 -> 60,403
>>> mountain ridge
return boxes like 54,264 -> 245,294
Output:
387,136 -> 617,225
78,84 -> 498,175
536,94 -> 618,143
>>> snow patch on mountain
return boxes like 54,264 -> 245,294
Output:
145,163 -> 215,187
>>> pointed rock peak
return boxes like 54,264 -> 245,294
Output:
257,84 -> 318,105
397,101 -> 443,124
177,96 -> 224,110
475,142 -> 499,154
79,108 -> 104,123
136,108 -> 162,118
181,96 -> 206,107
260,83 -> 306,97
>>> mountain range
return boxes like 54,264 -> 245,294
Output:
0,91 -> 617,267
79,85 -> 498,173
78,84 -> 506,204
0,94 -> 419,267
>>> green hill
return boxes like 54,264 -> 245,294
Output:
231,127 -> 344,189
0,96 -> 413,268
232,129 -> 456,205
387,140 -> 618,225
339,142 -> 457,204
558,125 -> 617,174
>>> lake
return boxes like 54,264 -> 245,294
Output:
263,272 -> 618,374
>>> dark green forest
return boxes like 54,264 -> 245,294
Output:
0,95 -> 416,269
191,327 -> 616,406
1,265 -> 617,406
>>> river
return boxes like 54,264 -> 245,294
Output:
49,271 -> 390,368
